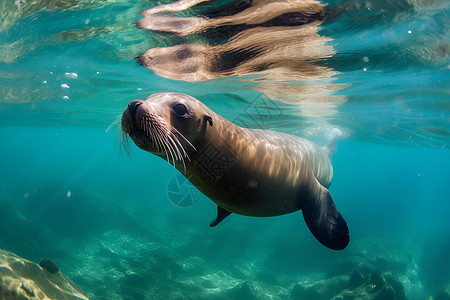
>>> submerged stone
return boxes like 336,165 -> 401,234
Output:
226,281 -> 261,300
291,283 -> 307,299
291,276 -> 349,300
292,268 -> 407,300
337,268 -> 406,300
39,257 -> 59,274
384,273 -> 406,300
368,270 -> 386,293
348,269 -> 365,288
435,283 -> 450,300
0,249 -> 88,300
373,286 -> 396,300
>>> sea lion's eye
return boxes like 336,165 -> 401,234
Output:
172,103 -> 188,118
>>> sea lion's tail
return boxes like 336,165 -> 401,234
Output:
323,128 -> 343,158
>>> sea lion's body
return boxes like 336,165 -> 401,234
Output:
185,122 -> 333,217
121,93 -> 349,250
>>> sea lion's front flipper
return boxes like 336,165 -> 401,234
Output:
210,206 -> 232,227
302,185 -> 349,250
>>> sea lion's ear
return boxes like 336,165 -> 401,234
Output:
200,115 -> 213,134
204,115 -> 213,126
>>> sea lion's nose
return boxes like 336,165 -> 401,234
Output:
127,100 -> 144,127
134,54 -> 148,67
127,100 -> 144,124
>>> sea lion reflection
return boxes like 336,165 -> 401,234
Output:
135,0 -> 344,104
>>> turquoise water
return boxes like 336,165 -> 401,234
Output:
1,0 -> 449,299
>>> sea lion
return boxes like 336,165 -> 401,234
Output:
121,92 -> 349,250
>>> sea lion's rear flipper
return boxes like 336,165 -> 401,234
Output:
210,206 -> 232,227
302,185 -> 349,250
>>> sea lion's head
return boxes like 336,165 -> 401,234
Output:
121,92 -> 213,165
135,44 -> 214,82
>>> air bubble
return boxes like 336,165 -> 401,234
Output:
64,72 -> 78,79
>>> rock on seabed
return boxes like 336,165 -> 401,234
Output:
0,249 -> 88,300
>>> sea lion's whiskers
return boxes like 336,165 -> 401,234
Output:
170,127 -> 196,157
149,122 -> 159,149
164,132 -> 183,167
149,114 -> 169,154
150,117 -> 190,171
142,115 -> 168,159
139,114 -> 190,169
153,122 -> 176,167
152,126 -> 166,154
120,131 -> 134,157
142,116 -> 154,146
110,114 -> 134,157
166,132 -> 186,170
168,129 -> 191,172
107,114 -> 122,147
147,119 -> 165,153
158,118 -> 184,166
152,127 -> 169,161
166,133 -> 183,161
142,115 -> 159,151
106,115 -> 122,133
165,138 -> 177,167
